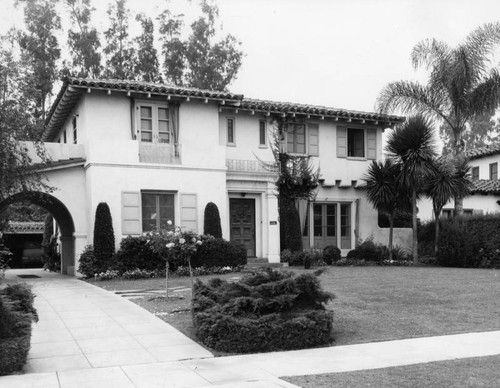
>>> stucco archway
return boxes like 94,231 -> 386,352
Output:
0,191 -> 76,275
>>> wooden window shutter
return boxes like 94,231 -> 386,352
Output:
180,193 -> 198,232
367,129 -> 377,160
337,126 -> 347,158
122,191 -> 141,235
308,123 -> 319,156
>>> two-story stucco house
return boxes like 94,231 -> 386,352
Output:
23,77 -> 408,275
419,143 -> 500,221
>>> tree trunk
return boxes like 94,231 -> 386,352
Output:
389,213 -> 394,261
434,209 -> 440,258
454,196 -> 464,216
412,189 -> 418,264
165,258 -> 169,298
188,256 -> 194,298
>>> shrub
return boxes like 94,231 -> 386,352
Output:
346,238 -> 384,262
193,268 -> 333,353
288,250 -> 324,268
280,249 -> 292,263
190,238 -> 247,268
112,236 -> 164,273
419,215 -> 500,268
0,285 -> 37,375
93,202 -> 115,271
121,268 -> 157,280
78,245 -> 98,278
203,202 -> 222,238
323,245 -> 341,265
95,270 -> 120,281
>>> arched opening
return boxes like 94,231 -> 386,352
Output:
0,191 -> 76,275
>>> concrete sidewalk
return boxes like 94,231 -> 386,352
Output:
1,269 -> 500,387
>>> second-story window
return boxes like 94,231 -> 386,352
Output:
490,162 -> 498,180
72,116 -> 77,144
137,102 -> 170,143
287,123 -> 306,154
259,120 -> 267,146
227,118 -> 235,145
348,128 -> 364,157
472,166 -> 479,181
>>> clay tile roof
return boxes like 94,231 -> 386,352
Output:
240,98 -> 404,124
5,221 -> 45,234
467,143 -> 500,160
472,179 -> 500,195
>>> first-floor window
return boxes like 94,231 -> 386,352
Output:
141,192 -> 175,232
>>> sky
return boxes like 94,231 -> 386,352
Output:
2,0 -> 500,115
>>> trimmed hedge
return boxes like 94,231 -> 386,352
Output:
93,202 -> 115,271
192,268 -> 333,353
419,215 -> 500,268
0,284 -> 38,375
112,236 -> 164,273
203,202 -> 222,238
323,245 -> 341,265
190,238 -> 247,268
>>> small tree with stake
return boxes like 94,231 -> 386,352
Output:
203,202 -> 222,238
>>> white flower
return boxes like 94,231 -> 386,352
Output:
167,220 -> 172,226
192,237 -> 197,243
166,243 -> 175,249
167,231 -> 174,236
179,238 -> 185,244
196,240 -> 202,246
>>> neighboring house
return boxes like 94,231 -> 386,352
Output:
419,143 -> 500,221
16,77 -> 408,275
3,222 -> 44,268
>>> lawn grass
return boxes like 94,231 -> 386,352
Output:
90,266 -> 500,347
283,354 -> 500,387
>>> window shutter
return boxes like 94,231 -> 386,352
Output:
337,126 -> 347,158
180,193 -> 198,232
308,123 -> 319,156
367,129 -> 377,160
122,192 -> 141,235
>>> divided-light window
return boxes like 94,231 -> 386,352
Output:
141,192 -> 175,232
287,123 -> 306,154
138,104 -> 170,143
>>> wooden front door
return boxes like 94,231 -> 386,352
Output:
230,198 -> 256,257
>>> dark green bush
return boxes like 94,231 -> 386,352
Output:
0,285 -> 37,375
93,202 -> 115,271
323,245 -> 341,265
112,236 -> 164,273
193,268 -> 334,353
191,238 -> 247,268
279,198 -> 302,252
203,202 -> 222,238
419,215 -> 500,268
78,245 -> 98,278
347,239 -> 384,262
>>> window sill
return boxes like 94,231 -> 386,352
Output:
227,143 -> 236,147
258,145 -> 268,149
346,156 -> 367,161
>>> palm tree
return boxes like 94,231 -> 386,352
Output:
377,22 -> 500,213
386,115 -> 438,263
364,159 -> 403,261
425,156 -> 473,257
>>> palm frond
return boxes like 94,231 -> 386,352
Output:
376,80 -> 450,120
467,68 -> 500,116
411,38 -> 450,71
463,22 -> 500,75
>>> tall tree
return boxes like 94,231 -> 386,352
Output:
16,0 -> 61,125
103,0 -> 135,80
386,115 -> 438,263
65,0 -> 102,78
364,159 -> 406,261
440,114 -> 500,155
134,13 -> 161,83
377,22 -> 500,213
157,8 -> 185,86
424,156 -> 473,257
158,0 -> 243,90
